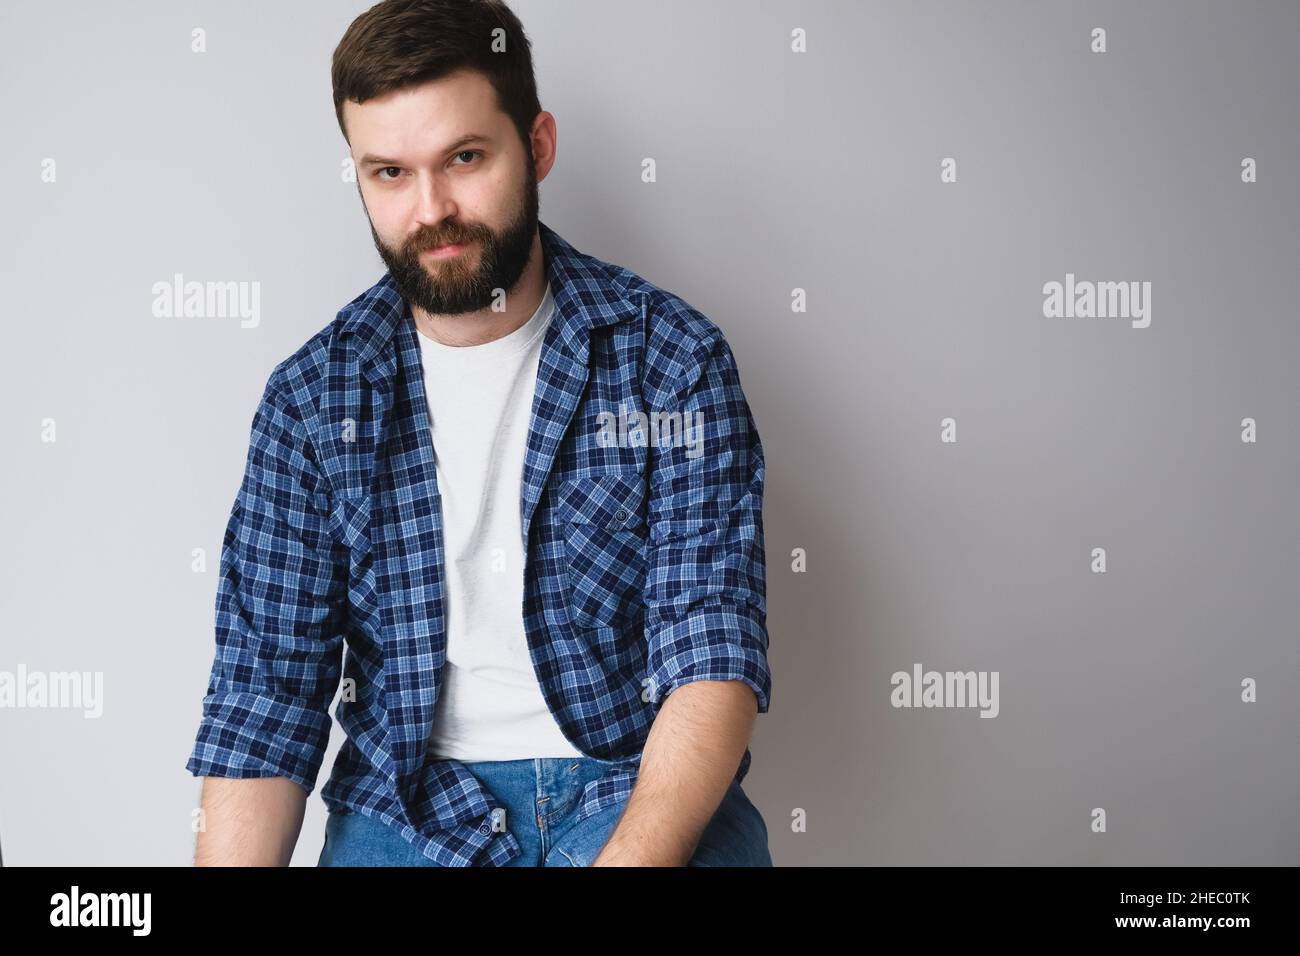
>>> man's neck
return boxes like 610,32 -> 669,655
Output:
412,231 -> 545,347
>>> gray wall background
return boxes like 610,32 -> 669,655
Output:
1,0 -> 1296,865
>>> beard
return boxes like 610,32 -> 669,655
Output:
367,150 -> 539,316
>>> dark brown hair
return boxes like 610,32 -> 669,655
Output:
331,0 -> 542,151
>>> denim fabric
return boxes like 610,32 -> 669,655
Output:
317,756 -> 772,867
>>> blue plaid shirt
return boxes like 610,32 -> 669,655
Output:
185,221 -> 771,866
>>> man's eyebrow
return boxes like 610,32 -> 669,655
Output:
358,134 -> 494,167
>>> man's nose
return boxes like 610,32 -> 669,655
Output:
412,169 -> 458,228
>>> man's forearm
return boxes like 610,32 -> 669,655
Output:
593,679 -> 758,866
193,776 -> 308,866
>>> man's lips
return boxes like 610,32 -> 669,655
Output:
421,240 -> 472,259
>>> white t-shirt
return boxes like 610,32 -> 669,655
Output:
417,281 -> 583,761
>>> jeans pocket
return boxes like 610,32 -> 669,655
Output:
545,802 -> 627,867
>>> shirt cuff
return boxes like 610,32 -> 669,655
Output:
645,598 -> 771,714
185,691 -> 333,796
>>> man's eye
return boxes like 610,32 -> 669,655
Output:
374,152 -> 478,180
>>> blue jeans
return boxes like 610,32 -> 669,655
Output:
317,756 -> 773,866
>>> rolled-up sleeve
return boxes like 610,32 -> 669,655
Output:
185,371 -> 346,796
643,334 -> 771,715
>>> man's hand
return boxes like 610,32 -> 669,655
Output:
193,776 -> 308,866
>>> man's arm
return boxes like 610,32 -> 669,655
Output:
194,777 -> 308,867
597,331 -> 772,865
185,373 -> 347,865
593,680 -> 756,866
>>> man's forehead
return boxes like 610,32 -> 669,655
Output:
344,70 -> 497,126
345,79 -> 507,154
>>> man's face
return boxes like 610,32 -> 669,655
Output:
345,69 -> 539,316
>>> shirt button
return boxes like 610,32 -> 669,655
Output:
614,508 -> 628,522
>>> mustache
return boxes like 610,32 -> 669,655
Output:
409,230 -> 480,254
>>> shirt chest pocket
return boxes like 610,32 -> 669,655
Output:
558,471 -> 649,629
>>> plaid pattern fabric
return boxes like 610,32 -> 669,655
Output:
185,221 -> 771,866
